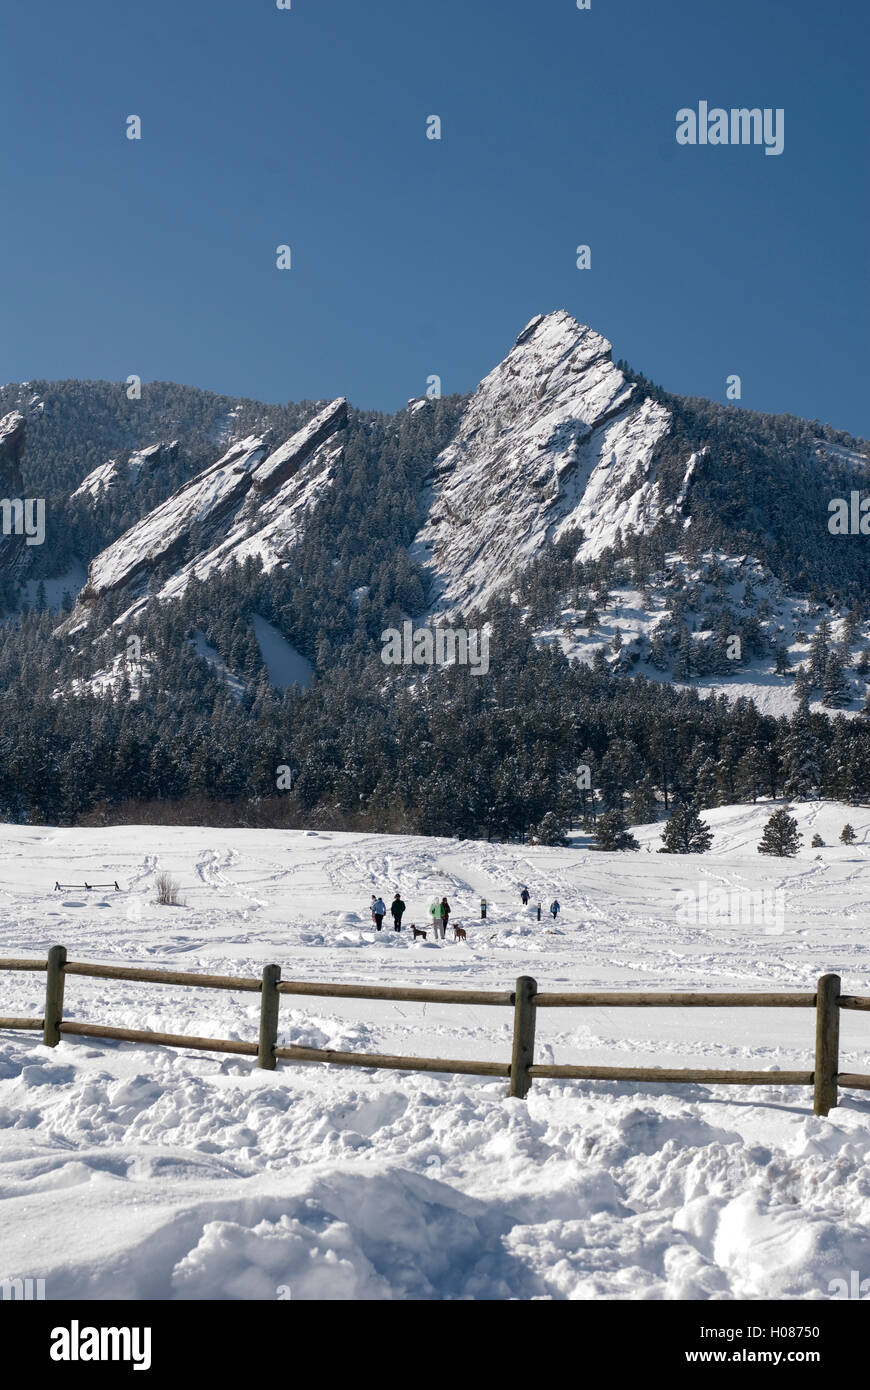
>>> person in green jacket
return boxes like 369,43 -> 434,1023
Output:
429,898 -> 444,940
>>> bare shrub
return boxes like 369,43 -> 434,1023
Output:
155,872 -> 181,906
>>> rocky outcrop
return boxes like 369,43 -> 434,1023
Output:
67,399 -> 348,623
249,398 -> 347,497
0,412 -> 30,575
0,411 -> 26,491
71,440 -> 181,502
411,312 -> 676,618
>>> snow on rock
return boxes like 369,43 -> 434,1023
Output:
0,411 -> 29,575
71,442 -> 180,502
248,397 -> 347,496
79,434 -> 268,600
71,459 -> 123,501
412,312 -> 675,618
68,399 -> 347,618
0,410 -> 26,478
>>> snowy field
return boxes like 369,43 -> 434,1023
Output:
1,801 -> 869,1301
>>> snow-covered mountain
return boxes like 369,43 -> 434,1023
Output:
412,312 -> 680,616
5,310 -> 868,721
409,310 -> 867,629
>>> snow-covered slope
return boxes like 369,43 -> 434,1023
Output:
412,312 -> 677,617
1,802 -> 869,1300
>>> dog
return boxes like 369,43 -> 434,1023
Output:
411,925 -> 427,940
453,925 -> 467,942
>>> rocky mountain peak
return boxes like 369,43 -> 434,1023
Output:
410,312 -> 674,618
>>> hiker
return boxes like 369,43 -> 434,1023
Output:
371,895 -> 386,930
429,897 -> 443,939
520,885 -> 530,906
390,892 -> 406,931
440,896 -> 451,939
549,899 -> 561,921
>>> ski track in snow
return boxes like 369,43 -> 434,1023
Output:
1,801 -> 869,1301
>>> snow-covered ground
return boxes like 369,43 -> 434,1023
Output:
1,801 -> 869,1300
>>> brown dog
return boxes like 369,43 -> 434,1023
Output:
453,925 -> 467,942
411,925 -> 427,940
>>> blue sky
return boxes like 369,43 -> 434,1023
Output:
3,0 -> 868,434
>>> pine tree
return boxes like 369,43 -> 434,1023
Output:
659,803 -> 713,854
774,644 -> 791,675
533,811 -> 568,846
822,649 -> 851,707
811,833 -> 824,847
648,630 -> 669,670
792,664 -> 812,705
628,773 -> 658,824
757,808 -> 801,857
822,715 -> 852,801
808,619 -> 830,689
781,707 -> 820,800
840,823 -> 857,844
694,756 -> 718,809
735,745 -> 766,803
593,808 -> 639,851
714,732 -> 742,805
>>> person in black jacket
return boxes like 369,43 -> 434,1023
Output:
391,893 -> 406,931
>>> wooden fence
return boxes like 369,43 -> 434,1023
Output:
1,947 -> 869,1115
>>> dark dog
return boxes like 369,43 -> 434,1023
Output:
411,925 -> 427,940
453,925 -> 467,942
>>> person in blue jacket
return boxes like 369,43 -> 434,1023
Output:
549,899 -> 561,920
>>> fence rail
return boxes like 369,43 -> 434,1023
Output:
1,949 -> 868,1115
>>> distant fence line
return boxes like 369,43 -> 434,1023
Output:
53,882 -> 121,892
1,948 -> 868,1115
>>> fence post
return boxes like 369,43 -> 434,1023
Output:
510,975 -> 537,1099
813,973 -> 840,1116
43,945 -> 67,1047
258,964 -> 282,1070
